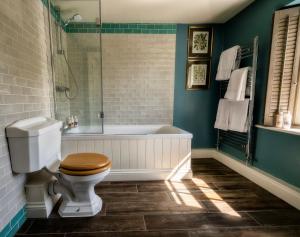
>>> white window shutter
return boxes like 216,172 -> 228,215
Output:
264,7 -> 300,126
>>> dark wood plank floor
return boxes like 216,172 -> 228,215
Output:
17,158 -> 300,237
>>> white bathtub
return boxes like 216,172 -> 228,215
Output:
62,125 -> 193,181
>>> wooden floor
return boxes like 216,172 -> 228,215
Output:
17,158 -> 300,237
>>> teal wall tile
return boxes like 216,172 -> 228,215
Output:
1,224 -> 11,237
64,22 -> 177,34
0,207 -> 26,237
41,0 -> 65,29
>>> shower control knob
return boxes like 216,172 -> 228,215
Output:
97,112 -> 104,119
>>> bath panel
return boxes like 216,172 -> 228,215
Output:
62,126 -> 192,181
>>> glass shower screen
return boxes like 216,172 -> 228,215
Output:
49,0 -> 104,134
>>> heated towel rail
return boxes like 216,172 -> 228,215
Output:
216,36 -> 259,165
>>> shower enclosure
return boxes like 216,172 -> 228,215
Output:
47,0 -> 177,135
49,0 -> 104,134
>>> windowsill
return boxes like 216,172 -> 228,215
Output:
256,125 -> 300,136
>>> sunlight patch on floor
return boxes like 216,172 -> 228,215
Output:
192,177 -> 241,217
166,153 -> 191,181
169,191 -> 202,208
165,180 -> 203,209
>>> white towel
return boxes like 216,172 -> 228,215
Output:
225,67 -> 249,101
214,99 -> 230,131
228,99 -> 249,133
216,46 -> 241,81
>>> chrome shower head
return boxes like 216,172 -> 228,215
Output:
64,13 -> 82,27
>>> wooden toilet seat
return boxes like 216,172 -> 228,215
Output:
59,153 -> 111,176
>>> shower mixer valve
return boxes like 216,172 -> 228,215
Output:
57,49 -> 65,55
56,85 -> 70,92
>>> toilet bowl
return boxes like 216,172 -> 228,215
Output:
6,117 -> 111,218
49,153 -> 111,217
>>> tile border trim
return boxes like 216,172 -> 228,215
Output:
66,23 -> 177,34
0,207 -> 26,237
41,0 -> 65,28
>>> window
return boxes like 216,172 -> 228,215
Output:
264,7 -> 300,127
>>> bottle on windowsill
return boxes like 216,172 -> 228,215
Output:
74,116 -> 78,127
67,116 -> 74,128
67,116 -> 72,129
283,111 -> 292,129
70,116 -> 75,128
275,111 -> 284,128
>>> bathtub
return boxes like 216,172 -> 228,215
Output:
61,125 -> 193,181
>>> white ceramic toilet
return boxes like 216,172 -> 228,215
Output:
6,117 -> 111,218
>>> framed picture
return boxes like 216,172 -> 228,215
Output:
188,26 -> 213,58
186,59 -> 211,90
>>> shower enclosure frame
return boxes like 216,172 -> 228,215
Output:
47,0 -> 105,134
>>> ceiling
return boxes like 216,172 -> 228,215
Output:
53,0 -> 255,24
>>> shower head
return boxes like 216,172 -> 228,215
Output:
64,13 -> 82,27
72,14 -> 82,22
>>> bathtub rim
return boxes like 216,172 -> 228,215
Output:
62,125 -> 193,140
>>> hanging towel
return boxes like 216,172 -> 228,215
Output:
228,99 -> 249,133
214,99 -> 230,131
216,46 -> 241,81
225,67 -> 249,101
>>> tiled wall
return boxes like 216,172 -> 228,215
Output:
0,0 -> 52,234
57,32 -> 176,125
102,34 -> 176,124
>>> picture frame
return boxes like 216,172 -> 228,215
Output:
186,59 -> 211,90
188,26 -> 213,58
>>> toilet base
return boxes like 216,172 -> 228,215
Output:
58,195 -> 102,217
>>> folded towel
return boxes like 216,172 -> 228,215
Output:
216,46 -> 241,81
214,99 -> 230,131
228,99 -> 249,133
225,67 -> 249,101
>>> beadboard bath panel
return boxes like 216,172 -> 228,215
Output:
61,126 -> 192,181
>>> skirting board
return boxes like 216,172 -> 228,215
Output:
192,148 -> 300,210
104,169 -> 193,181
191,148 -> 216,158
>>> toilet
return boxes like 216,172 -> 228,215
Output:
55,153 -> 111,217
6,117 -> 111,218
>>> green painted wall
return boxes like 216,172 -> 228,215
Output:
255,129 -> 300,187
222,0 -> 300,188
173,25 -> 224,148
